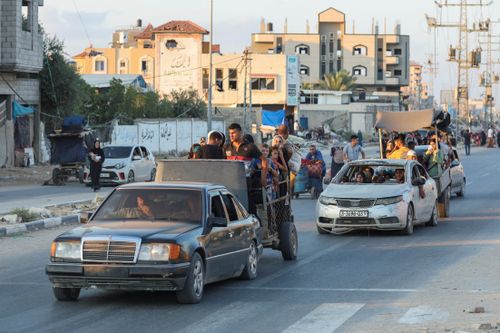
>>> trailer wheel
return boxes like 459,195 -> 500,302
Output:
437,186 -> 451,218
279,222 -> 298,261
52,168 -> 63,185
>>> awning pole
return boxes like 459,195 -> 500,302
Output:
378,128 -> 384,159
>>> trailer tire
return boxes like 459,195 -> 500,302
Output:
279,222 -> 298,261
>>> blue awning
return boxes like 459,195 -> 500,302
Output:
13,101 -> 34,119
262,109 -> 285,127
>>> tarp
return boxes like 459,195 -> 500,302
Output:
13,101 -> 34,119
375,109 -> 434,132
262,109 -> 285,127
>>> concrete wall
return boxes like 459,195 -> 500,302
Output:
111,119 -> 226,155
0,120 -> 14,167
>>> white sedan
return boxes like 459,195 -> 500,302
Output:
316,159 -> 438,235
83,145 -> 156,185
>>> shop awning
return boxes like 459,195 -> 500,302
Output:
375,109 -> 434,132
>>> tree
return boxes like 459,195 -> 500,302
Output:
320,70 -> 356,91
166,89 -> 207,119
39,34 -> 92,132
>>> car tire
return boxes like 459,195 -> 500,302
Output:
127,170 -> 135,183
401,204 -> 414,236
176,252 -> 204,304
53,287 -> 80,301
425,202 -> 439,227
279,222 -> 298,261
240,241 -> 258,280
150,168 -> 156,182
457,180 -> 465,197
317,225 -> 330,234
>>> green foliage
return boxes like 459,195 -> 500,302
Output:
320,70 -> 356,91
166,89 -> 207,119
9,208 -> 40,223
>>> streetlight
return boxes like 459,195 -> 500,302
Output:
207,0 -> 214,132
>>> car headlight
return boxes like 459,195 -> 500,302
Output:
375,196 -> 403,206
114,162 -> 126,169
319,196 -> 337,206
138,243 -> 181,261
50,241 -> 81,260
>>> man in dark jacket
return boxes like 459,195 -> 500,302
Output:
463,129 -> 472,156
89,139 -> 105,191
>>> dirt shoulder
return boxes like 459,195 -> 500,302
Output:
0,165 -> 54,186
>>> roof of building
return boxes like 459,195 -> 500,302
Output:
152,20 -> 209,34
135,23 -> 154,39
81,74 -> 148,89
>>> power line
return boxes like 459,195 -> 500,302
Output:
72,0 -> 92,47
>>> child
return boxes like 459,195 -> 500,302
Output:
251,144 -> 278,199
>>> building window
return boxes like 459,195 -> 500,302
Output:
276,37 -> 283,53
394,69 -> 402,76
353,45 -> 368,56
202,68 -> 209,90
215,69 -> 223,91
295,44 -> 310,55
251,77 -> 275,91
321,42 -> 326,56
94,60 -> 105,72
321,61 -> 326,77
352,66 -> 367,76
394,48 -> 402,55
165,39 -> 178,49
329,60 -> 334,73
385,71 -> 392,78
300,65 -> 310,76
143,42 -> 153,49
337,59 -> 342,71
141,60 -> 148,72
329,40 -> 334,53
120,60 -> 127,68
21,1 -> 32,32
228,68 -> 237,90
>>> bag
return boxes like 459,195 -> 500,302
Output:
332,147 -> 344,164
307,162 -> 323,179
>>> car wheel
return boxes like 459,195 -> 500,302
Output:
317,224 -> 330,234
53,287 -> 80,301
150,168 -> 156,182
279,222 -> 298,261
401,204 -> 414,236
457,179 -> 465,197
127,170 -> 135,183
176,252 -> 204,304
240,241 -> 258,280
425,202 -> 439,227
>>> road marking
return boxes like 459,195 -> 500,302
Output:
398,305 -> 449,324
283,303 -> 364,333
252,237 -> 355,287
223,286 -> 419,293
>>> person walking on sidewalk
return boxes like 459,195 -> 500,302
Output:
89,139 -> 105,192
463,129 -> 472,156
487,126 -> 495,148
343,135 -> 365,162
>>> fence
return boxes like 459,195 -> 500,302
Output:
110,118 -> 226,155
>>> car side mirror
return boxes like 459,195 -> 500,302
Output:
412,178 -> 426,186
207,216 -> 228,228
81,211 -> 94,224
132,155 -> 141,161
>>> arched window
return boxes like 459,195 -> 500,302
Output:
93,56 -> 107,73
300,65 -> 310,76
139,56 -> 154,75
295,44 -> 310,55
352,65 -> 367,76
352,45 -> 368,56
118,58 -> 129,74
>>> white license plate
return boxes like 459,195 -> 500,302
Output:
340,210 -> 369,218
100,173 -> 110,178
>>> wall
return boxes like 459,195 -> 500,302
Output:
111,119 -> 225,155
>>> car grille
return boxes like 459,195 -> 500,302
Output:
336,199 -> 375,208
82,237 -> 140,263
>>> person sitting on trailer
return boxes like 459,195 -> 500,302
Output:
201,131 -> 226,159
424,139 -> 444,178
387,134 -> 410,160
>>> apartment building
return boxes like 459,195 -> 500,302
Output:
0,0 -> 44,166
251,7 -> 410,94
401,62 -> 430,110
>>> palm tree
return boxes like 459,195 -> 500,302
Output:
320,70 -> 356,91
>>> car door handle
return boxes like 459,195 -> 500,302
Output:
227,231 -> 234,238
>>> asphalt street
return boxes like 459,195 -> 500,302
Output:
0,146 -> 499,333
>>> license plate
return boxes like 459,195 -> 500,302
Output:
84,266 -> 128,277
339,210 -> 369,218
100,173 -> 110,178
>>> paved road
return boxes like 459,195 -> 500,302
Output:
1,147 -> 499,332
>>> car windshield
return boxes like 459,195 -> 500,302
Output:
104,146 -> 132,159
92,188 -> 203,224
335,164 -> 406,185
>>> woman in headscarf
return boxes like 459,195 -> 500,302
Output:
89,139 -> 105,192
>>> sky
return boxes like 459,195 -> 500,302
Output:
40,0 -> 500,104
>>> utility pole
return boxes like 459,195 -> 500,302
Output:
426,0 -> 491,136
207,0 -> 214,132
243,49 -> 248,131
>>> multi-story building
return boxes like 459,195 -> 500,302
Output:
401,62 -> 430,110
0,0 -> 44,166
251,7 -> 410,95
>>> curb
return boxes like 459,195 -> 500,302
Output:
0,214 -> 80,238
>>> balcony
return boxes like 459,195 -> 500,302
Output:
385,77 -> 400,85
386,56 -> 399,65
253,34 -> 275,43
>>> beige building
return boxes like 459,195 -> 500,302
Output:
251,8 -> 410,94
401,62 -> 430,110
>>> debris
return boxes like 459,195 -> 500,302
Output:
466,307 -> 485,314
0,214 -> 21,224
471,323 -> 492,330
28,207 -> 52,219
